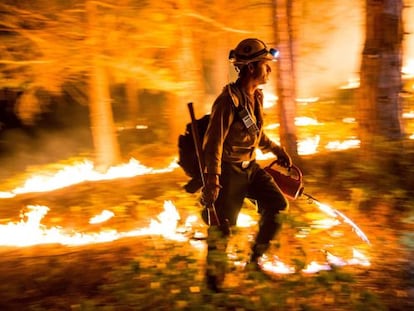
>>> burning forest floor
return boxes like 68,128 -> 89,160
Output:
0,151 -> 413,311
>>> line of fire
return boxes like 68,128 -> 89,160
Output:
0,1 -> 413,310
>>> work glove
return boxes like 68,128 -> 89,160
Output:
200,174 -> 221,206
273,146 -> 292,168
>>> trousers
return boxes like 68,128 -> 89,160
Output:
213,160 -> 288,245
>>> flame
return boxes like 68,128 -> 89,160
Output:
327,249 -> 370,267
310,218 -> 341,229
298,135 -> 320,155
295,116 -> 322,126
0,158 -> 178,199
0,200 -> 371,274
343,117 -> 356,124
0,201 -> 188,247
302,261 -> 331,273
402,111 -> 414,119
257,133 -> 321,158
339,77 -> 360,89
263,91 -> 278,109
260,248 -> 370,274
236,213 -> 257,227
296,97 -> 320,104
325,138 -> 360,151
347,248 -> 371,267
402,59 -> 414,78
89,210 -> 114,224
0,152 -> 373,274
260,255 -> 295,274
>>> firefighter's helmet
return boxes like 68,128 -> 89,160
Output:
229,38 -> 279,68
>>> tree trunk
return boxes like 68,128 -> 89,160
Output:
272,0 -> 299,159
208,0 -> 230,98
168,0 -> 206,145
86,0 -> 121,171
358,0 -> 404,152
125,77 -> 139,129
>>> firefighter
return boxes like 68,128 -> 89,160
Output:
201,38 -> 292,291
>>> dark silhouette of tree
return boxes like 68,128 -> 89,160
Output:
358,0 -> 405,153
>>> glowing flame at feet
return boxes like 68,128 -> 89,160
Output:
0,201 -> 186,247
0,202 -> 371,274
259,248 -> 370,275
0,158 -> 178,199
260,255 -> 296,274
326,249 -> 371,267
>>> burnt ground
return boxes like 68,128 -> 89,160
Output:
0,160 -> 412,311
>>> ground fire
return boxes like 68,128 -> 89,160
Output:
0,155 -> 371,275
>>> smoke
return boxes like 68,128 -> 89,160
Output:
295,0 -> 363,97
0,123 -> 92,181
295,0 -> 414,97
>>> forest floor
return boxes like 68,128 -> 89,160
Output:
0,151 -> 412,311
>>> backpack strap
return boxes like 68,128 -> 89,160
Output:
227,84 -> 259,135
227,84 -> 240,109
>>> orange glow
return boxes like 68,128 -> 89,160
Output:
0,158 -> 178,199
0,201 -> 191,247
295,116 -> 322,126
0,194 -> 371,274
0,150 -> 372,275
327,249 -> 371,267
302,261 -> 331,273
310,218 -> 341,230
263,91 -> 278,109
259,248 -> 370,274
403,111 -> 414,119
298,135 -> 321,155
236,213 -> 257,227
325,138 -> 360,151
89,210 -> 114,224
339,77 -> 360,89
402,59 -> 414,78
261,255 -> 296,274
296,97 -> 320,103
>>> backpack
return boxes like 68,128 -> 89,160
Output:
177,114 -> 210,193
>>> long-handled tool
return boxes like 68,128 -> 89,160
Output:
264,160 -> 370,244
187,102 -> 220,226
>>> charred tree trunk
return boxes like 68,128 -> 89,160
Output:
272,0 -> 299,159
358,0 -> 404,152
86,0 -> 121,171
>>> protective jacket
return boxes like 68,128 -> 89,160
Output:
203,80 -> 282,175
